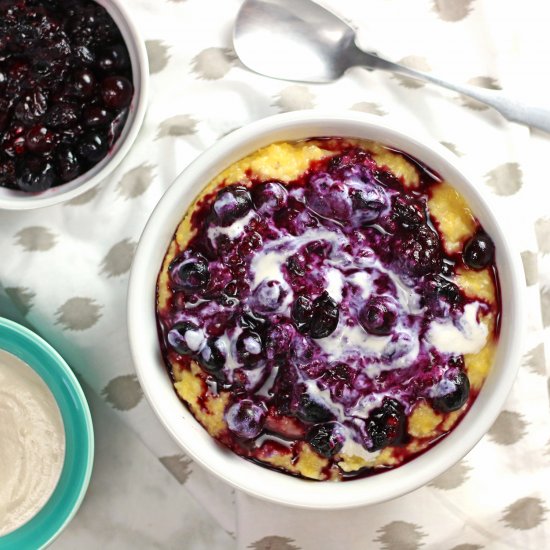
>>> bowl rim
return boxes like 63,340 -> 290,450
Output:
0,0 -> 149,210
128,111 -> 525,509
0,317 -> 94,548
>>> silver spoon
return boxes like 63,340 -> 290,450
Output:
234,0 -> 550,133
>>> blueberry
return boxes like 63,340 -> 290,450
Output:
16,161 -> 56,192
0,160 -> 16,188
212,185 -> 253,227
349,184 -> 388,224
14,90 -> 48,125
359,295 -> 398,336
46,102 -> 79,129
425,275 -> 462,307
59,123 -> 84,146
225,399 -> 266,439
97,44 -> 130,71
392,195 -> 425,228
71,69 -> 96,98
310,292 -> 339,339
463,231 -> 494,270
82,106 -> 111,128
305,239 -> 332,257
199,337 -> 226,373
2,128 -> 26,157
169,254 -> 210,292
236,330 -> 263,366
166,321 -> 204,356
440,261 -> 455,278
291,295 -> 314,333
100,75 -> 133,109
265,323 -> 295,361
239,311 -> 266,332
395,225 -> 442,276
0,100 -> 10,133
305,173 -> 352,220
286,253 -> 306,276
56,147 -> 81,181
251,280 -> 287,314
307,422 -> 345,457
78,132 -> 108,163
26,125 -> 55,155
251,181 -> 288,215
296,393 -> 333,423
366,397 -> 406,452
432,370 -> 470,412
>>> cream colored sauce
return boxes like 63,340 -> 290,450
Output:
427,302 -> 488,355
0,351 -> 65,536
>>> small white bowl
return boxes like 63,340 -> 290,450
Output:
0,0 -> 149,210
128,112 -> 525,509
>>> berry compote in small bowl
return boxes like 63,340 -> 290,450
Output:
128,112 -> 524,509
0,0 -> 148,209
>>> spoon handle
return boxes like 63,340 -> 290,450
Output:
354,49 -> 550,133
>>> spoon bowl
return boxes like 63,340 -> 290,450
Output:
234,0 -> 357,83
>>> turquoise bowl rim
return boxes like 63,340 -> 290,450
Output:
0,317 -> 94,549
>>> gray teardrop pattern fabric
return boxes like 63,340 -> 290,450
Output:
4,287 -> 36,316
15,227 -> 58,252
272,85 -> 315,112
191,47 -> 237,80
440,142 -> 464,156
521,250 -> 539,286
522,343 -> 546,376
392,56 -> 431,89
145,40 -> 171,74
66,186 -> 100,206
374,521 -> 427,550
116,163 -> 156,200
159,454 -> 193,484
100,239 -> 137,278
156,115 -> 198,140
429,461 -> 472,490
501,498 -> 548,530
535,218 -> 550,254
484,162 -> 523,196
101,375 -> 143,411
541,287 -> 550,328
55,297 -> 102,331
488,411 -> 528,445
351,101 -> 388,116
432,0 -> 477,22
247,537 -> 301,550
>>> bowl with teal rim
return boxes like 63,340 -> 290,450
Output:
0,318 -> 94,549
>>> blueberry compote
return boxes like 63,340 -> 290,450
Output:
0,0 -> 133,192
156,139 -> 500,481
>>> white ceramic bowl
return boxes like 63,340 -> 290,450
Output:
0,0 -> 149,210
128,112 -> 524,509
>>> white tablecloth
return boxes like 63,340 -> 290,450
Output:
1,0 -> 549,548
